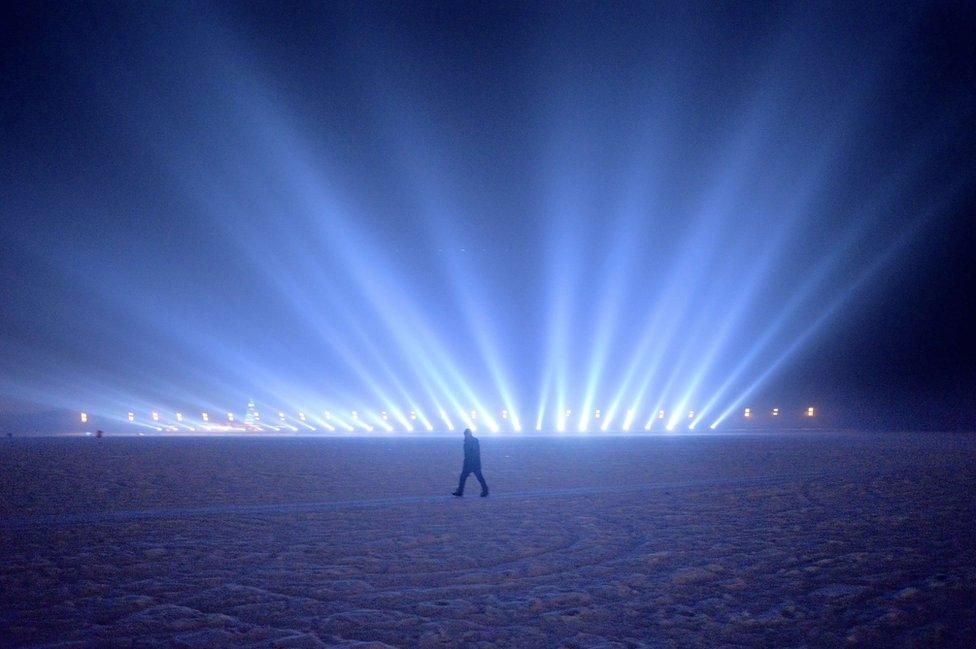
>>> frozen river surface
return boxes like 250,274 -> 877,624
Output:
1,433 -> 974,647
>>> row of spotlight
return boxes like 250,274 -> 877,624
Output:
79,406 -> 816,432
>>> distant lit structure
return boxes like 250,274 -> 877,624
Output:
244,399 -> 259,427
77,399 -> 821,435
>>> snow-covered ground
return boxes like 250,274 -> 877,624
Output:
1,432 -> 974,648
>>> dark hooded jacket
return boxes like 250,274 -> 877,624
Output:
463,434 -> 481,471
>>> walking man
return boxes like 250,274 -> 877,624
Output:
453,428 -> 489,497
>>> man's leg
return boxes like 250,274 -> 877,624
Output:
455,467 -> 471,495
474,469 -> 488,495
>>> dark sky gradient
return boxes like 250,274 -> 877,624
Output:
1,1 -> 975,429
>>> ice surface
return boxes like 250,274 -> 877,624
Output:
1,433 -> 974,647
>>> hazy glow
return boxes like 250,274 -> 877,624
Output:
14,5 -> 971,436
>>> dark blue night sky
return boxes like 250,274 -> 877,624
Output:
1,1 -> 974,430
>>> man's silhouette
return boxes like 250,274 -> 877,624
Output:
452,428 -> 488,497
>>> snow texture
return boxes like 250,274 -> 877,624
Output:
1,433 -> 974,647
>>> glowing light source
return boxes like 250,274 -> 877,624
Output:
152,411 -> 159,422
622,408 -> 635,431
80,412 -> 88,423
501,409 -> 508,419
127,412 -> 134,422
202,412 -> 209,422
228,412 -> 234,421
439,409 -> 455,431
772,408 -> 779,416
658,410 -> 665,419
594,409 -> 601,419
176,412 -> 183,422
744,408 -> 751,418
687,410 -> 694,419
298,411 -> 306,422
806,406 -> 815,417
